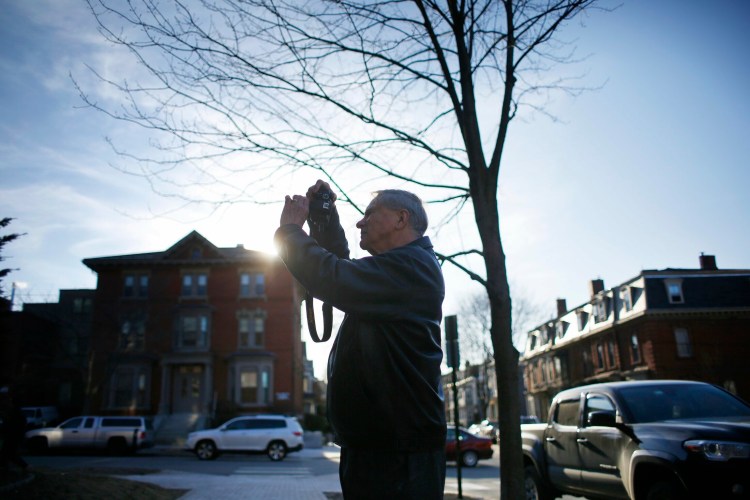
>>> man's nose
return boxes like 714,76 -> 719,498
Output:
356,218 -> 365,228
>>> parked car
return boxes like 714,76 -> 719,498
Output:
446,427 -> 494,467
467,419 -> 498,443
21,406 -> 59,429
185,414 -> 304,461
522,380 -> 750,499
25,415 -> 154,453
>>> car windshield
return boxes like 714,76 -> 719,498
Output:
618,384 -> 750,423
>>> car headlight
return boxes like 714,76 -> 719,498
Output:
684,440 -> 750,461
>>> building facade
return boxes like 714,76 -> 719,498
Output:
521,254 -> 750,420
83,231 -> 305,420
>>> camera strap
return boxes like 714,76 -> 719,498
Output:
305,291 -> 333,342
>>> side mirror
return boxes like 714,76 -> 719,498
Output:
587,410 -> 617,427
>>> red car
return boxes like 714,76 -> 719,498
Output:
445,427 -> 494,467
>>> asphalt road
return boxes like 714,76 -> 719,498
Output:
24,445 -> 583,500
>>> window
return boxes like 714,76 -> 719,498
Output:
606,340 -> 617,369
123,273 -> 149,298
109,365 -> 149,409
555,321 -> 569,340
178,312 -> 210,349
182,272 -> 208,297
674,327 -> 693,358
238,309 -> 267,349
528,332 -> 539,351
119,316 -> 146,351
620,286 -> 633,312
664,279 -> 684,304
554,400 -> 580,426
73,297 -> 92,314
576,310 -> 589,330
596,343 -> 605,369
594,298 -> 608,323
240,272 -> 265,297
61,417 -> 84,429
584,395 -> 616,426
582,349 -> 593,377
238,365 -> 272,406
630,334 -> 641,364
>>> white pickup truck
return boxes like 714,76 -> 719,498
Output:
25,415 -> 154,453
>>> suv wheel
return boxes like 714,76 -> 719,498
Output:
267,441 -> 287,461
195,440 -> 218,460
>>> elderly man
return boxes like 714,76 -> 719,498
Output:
275,180 -> 446,499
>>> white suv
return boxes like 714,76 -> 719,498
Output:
185,414 -> 304,461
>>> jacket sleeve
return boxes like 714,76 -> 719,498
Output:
274,225 -> 443,320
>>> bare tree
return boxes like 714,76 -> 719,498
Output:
460,287 -> 543,362
80,1 -> 603,496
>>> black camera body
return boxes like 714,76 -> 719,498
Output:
308,187 -> 333,233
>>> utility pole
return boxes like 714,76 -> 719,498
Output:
445,315 -> 462,498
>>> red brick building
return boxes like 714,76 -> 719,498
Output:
83,231 -> 305,421
522,254 -> 750,420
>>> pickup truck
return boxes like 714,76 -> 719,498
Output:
25,415 -> 154,453
522,380 -> 750,500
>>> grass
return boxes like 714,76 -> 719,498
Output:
0,467 -> 187,500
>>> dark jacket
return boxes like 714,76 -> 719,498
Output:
274,218 -> 446,452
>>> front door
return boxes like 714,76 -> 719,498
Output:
173,365 -> 203,413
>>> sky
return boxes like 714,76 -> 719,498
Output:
2,0 -> 749,379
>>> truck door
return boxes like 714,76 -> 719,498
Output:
59,417 -> 86,447
576,394 -> 629,499
545,397 -> 584,492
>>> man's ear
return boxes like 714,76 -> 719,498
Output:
396,209 -> 410,230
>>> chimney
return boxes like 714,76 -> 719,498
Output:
589,279 -> 605,297
556,298 -> 567,317
699,253 -> 717,270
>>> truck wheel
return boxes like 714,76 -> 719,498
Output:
267,441 -> 287,461
195,440 -> 218,460
524,465 -> 551,500
461,450 -> 479,467
646,479 -> 684,500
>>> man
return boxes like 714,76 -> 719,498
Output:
275,180 -> 446,499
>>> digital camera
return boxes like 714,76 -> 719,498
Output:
307,187 -> 333,233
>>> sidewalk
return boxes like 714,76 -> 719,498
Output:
126,445 -> 475,499
124,445 -> 344,500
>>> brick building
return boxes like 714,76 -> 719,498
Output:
522,254 -> 750,420
82,231 -> 305,423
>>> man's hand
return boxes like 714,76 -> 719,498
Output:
280,194 -> 310,228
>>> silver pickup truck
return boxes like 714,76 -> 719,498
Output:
25,415 -> 154,453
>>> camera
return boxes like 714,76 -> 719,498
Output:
307,186 -> 333,233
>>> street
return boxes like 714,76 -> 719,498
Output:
23,445 -> 583,500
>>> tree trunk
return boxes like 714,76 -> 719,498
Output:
470,171 -> 524,498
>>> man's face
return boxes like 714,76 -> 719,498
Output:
356,199 -> 401,255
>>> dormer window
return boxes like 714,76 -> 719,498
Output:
664,279 -> 684,304
620,286 -> 633,312
555,321 -> 569,340
593,298 -> 609,323
576,310 -> 589,330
